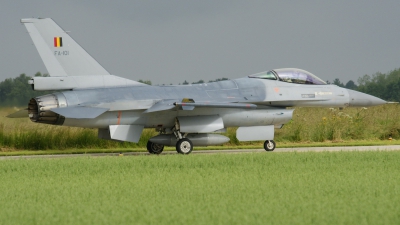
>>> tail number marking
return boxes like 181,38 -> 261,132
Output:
54,51 -> 70,56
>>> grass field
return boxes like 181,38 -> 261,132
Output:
1,104 -> 400,152
1,151 -> 399,224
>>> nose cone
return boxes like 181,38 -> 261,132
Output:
348,90 -> 386,107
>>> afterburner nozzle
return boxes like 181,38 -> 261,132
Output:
347,90 -> 386,107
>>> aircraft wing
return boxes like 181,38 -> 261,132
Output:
7,100 -> 256,118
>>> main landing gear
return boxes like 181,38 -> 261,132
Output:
146,137 -> 193,155
146,136 -> 192,155
147,137 -> 276,154
146,119 -> 276,154
146,118 -> 193,155
146,141 -> 164,154
176,138 -> 193,154
171,120 -> 192,154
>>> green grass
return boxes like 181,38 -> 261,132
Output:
0,151 -> 399,224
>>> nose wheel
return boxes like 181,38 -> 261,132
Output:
176,138 -> 193,154
264,140 -> 276,151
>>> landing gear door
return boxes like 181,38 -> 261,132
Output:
178,115 -> 224,133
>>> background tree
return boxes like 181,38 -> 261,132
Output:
344,80 -> 357,90
332,78 -> 344,87
0,72 -> 51,106
208,78 -> 229,83
357,68 -> 400,101
192,80 -> 204,84
138,79 -> 152,85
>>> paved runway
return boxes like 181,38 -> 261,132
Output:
1,145 -> 399,160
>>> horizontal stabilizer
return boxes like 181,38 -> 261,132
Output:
174,102 -> 257,110
51,107 -> 109,119
6,109 -> 28,118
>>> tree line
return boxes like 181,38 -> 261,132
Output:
0,72 -> 53,106
1,69 -> 399,107
326,68 -> 400,102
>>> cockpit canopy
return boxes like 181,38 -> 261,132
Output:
248,68 -> 326,85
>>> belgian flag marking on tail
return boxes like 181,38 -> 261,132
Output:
54,37 -> 62,47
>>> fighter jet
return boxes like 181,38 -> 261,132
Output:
9,18 -> 386,154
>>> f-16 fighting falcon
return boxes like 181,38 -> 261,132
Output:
9,18 -> 386,154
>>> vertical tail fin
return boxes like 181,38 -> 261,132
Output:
21,18 -> 110,77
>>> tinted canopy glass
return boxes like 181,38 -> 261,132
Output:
249,68 -> 326,85
273,68 -> 326,85
248,71 -> 277,80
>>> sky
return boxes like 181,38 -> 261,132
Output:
1,0 -> 399,85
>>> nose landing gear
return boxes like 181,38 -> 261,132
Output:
264,140 -> 276,151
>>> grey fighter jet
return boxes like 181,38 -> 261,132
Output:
9,18 -> 386,154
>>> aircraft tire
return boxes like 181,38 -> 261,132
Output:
147,141 -> 164,154
264,140 -> 276,151
176,138 -> 193,154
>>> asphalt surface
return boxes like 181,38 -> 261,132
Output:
1,145 -> 399,160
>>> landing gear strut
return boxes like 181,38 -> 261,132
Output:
171,118 -> 194,154
146,141 -> 164,154
264,140 -> 276,151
